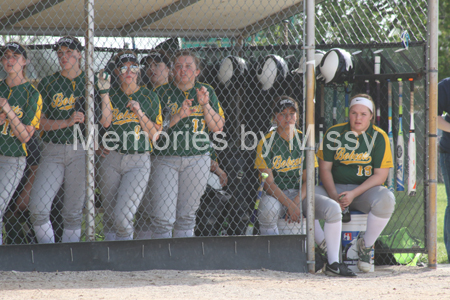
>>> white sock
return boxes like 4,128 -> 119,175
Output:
364,212 -> 390,247
152,231 -> 172,239
259,227 -> 279,236
173,229 -> 194,238
34,221 -> 55,244
116,234 -> 133,241
324,221 -> 342,264
314,220 -> 325,245
136,230 -> 153,240
104,232 -> 117,241
62,229 -> 81,243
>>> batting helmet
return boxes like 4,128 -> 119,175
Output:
256,54 -> 288,91
217,55 -> 248,87
317,48 -> 355,84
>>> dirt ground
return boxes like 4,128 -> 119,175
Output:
1,265 -> 449,300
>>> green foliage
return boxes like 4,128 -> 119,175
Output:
439,1 -> 450,81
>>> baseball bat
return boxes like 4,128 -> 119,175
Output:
246,172 -> 269,236
408,78 -> 416,196
387,79 -> 395,192
332,86 -> 338,125
344,81 -> 349,122
374,56 -> 381,127
396,78 -> 405,192
319,82 -> 325,147
365,79 -> 370,95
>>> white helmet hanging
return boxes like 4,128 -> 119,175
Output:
256,54 -> 288,91
218,56 -> 248,87
317,48 -> 355,84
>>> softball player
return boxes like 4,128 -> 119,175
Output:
0,42 -> 42,245
28,36 -> 112,244
138,50 -> 225,239
317,93 -> 395,273
97,51 -> 162,241
255,96 -> 355,277
140,51 -> 171,89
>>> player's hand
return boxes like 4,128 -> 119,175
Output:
286,202 -> 302,223
179,99 -> 197,119
215,168 -> 228,187
126,100 -> 141,115
95,145 -> 110,157
68,112 -> 85,126
0,113 -> 6,125
96,69 -> 110,94
25,125 -> 35,137
196,86 -> 210,106
338,191 -> 355,210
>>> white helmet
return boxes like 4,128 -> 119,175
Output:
317,48 -> 355,84
218,56 -> 248,87
292,50 -> 325,74
256,54 -> 288,91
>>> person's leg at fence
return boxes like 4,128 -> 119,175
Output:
29,144 -> 65,244
258,193 -> 282,235
173,155 -> 210,238
135,156 -> 157,240
60,145 -> 86,243
440,152 -> 450,262
113,153 -> 150,240
148,156 -> 180,238
0,156 -> 27,245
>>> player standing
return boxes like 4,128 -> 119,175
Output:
317,93 -> 395,273
140,51 -> 171,89
139,50 -> 224,239
255,96 -> 355,276
97,51 -> 162,241
28,36 -> 112,243
0,42 -> 42,245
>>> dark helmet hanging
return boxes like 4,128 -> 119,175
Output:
317,48 -> 354,84
217,55 -> 248,87
256,54 -> 288,91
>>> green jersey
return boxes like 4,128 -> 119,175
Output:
153,81 -> 224,156
255,129 -> 318,191
38,71 -> 97,144
0,81 -> 42,157
104,86 -> 162,153
317,122 -> 393,185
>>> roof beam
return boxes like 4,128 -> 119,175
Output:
239,0 -> 326,38
120,0 -> 200,35
0,0 -> 67,30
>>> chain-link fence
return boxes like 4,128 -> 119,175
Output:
0,0 -> 437,271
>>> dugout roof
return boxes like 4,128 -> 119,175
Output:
0,0 -> 324,37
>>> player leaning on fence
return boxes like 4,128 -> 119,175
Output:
254,96 -> 356,277
97,51 -> 162,241
139,50 -> 225,239
316,94 -> 395,273
28,36 -> 112,244
0,42 -> 42,245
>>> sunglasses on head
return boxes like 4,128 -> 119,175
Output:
119,65 -> 140,74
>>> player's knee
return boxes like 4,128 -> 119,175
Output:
323,200 -> 342,223
371,188 -> 396,218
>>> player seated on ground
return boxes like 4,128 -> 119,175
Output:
316,94 -> 395,273
255,96 -> 356,277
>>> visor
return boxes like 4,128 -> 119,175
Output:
140,52 -> 170,67
116,53 -> 138,67
54,36 -> 83,52
274,98 -> 296,113
1,42 -> 27,59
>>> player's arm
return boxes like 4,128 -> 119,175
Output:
319,159 -> 339,202
197,86 -> 224,132
338,168 -> 389,208
127,100 -> 160,141
258,168 -> 301,222
0,98 -> 34,143
39,113 -> 84,131
438,115 -> 450,132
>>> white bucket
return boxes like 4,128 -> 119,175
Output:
341,212 -> 374,273
277,218 -> 307,235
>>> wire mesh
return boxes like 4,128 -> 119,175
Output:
0,0 -> 435,269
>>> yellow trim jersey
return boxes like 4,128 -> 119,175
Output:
38,71 -> 98,144
317,122 -> 393,185
255,129 -> 318,190
104,86 -> 162,153
0,81 -> 42,157
153,81 -> 225,156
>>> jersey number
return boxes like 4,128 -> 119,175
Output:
192,118 -> 206,133
356,165 -> 372,177
1,120 -> 14,137
134,125 -> 141,140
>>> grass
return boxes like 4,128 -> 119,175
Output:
437,184 -> 449,264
